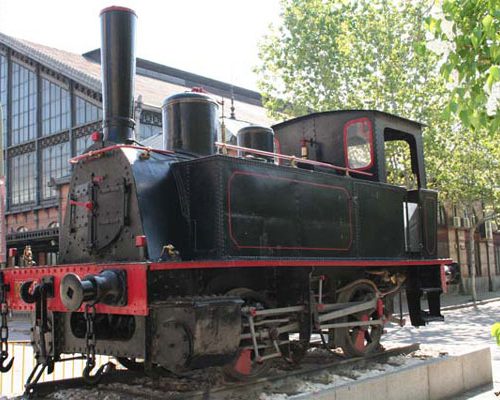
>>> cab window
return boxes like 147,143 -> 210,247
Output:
344,118 -> 373,170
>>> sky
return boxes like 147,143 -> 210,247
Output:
0,0 -> 282,91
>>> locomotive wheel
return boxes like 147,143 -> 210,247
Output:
336,282 -> 383,357
223,288 -> 272,381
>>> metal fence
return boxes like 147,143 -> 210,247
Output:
0,341 -> 113,397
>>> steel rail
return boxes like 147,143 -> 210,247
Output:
25,343 -> 420,400
186,343 -> 421,400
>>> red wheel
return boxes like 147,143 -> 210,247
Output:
336,282 -> 383,357
223,288 -> 272,381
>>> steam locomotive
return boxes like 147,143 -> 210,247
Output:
0,6 -> 449,391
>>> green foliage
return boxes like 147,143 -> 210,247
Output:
257,0 -> 445,120
492,322 -> 500,345
427,0 -> 500,134
256,0 -> 499,208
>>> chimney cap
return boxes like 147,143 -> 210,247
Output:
100,6 -> 137,16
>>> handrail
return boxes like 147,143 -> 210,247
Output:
215,142 -> 374,177
70,142 -> 373,178
69,144 -> 175,164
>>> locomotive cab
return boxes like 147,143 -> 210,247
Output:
273,110 -> 437,261
273,110 -> 427,187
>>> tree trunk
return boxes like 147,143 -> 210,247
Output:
467,226 -> 478,304
468,212 -> 500,305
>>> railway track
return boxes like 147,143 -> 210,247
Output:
21,343 -> 421,400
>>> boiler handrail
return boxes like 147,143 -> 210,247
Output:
215,142 -> 373,177
69,144 -> 175,164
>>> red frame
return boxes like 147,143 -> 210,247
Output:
3,263 -> 148,315
343,117 -> 375,172
2,258 -> 452,314
149,258 -> 452,270
227,170 -> 353,251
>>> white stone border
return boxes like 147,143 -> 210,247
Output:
293,347 -> 492,400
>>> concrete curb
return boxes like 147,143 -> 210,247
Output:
440,296 -> 500,312
292,347 -> 493,400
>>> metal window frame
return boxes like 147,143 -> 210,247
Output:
40,75 -> 71,136
40,139 -> 71,200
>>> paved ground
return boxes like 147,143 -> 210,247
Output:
386,294 -> 500,400
8,317 -> 31,341
393,285 -> 500,314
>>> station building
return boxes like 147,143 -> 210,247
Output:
0,32 -> 271,266
0,32 -> 498,294
438,204 -> 500,293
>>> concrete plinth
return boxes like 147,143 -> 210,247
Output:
293,347 -> 492,400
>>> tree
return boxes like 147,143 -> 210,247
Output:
426,0 -> 500,300
427,0 -> 500,134
257,0 -> 460,188
257,0 -> 499,297
493,322 -> 500,345
257,0 -> 499,204
258,0 -> 457,188
257,0 -> 446,120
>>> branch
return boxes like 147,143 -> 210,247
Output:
470,212 -> 500,235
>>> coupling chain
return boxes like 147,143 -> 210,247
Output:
84,303 -> 97,370
0,300 -> 9,363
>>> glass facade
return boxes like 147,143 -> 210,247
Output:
42,78 -> 70,136
1,52 -> 164,217
10,151 -> 36,204
0,54 -> 7,145
75,95 -> 102,126
76,134 -> 93,154
139,111 -> 162,140
11,62 -> 37,145
140,122 -> 161,139
2,55 -> 107,210
41,141 -> 71,199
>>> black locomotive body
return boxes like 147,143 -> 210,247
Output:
0,6 -> 449,388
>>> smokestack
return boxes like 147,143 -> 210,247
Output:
99,6 -> 137,144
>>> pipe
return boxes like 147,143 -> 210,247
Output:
99,6 -> 137,144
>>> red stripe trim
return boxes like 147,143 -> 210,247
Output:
227,170 -> 353,251
150,258 -> 453,271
